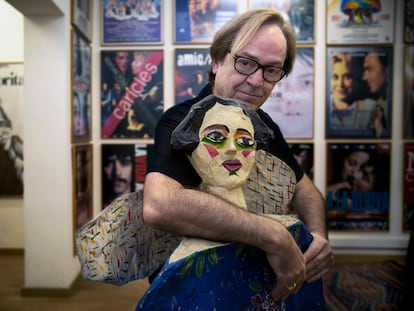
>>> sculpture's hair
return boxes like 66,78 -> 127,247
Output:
171,95 -> 274,155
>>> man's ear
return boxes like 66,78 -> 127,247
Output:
211,59 -> 219,74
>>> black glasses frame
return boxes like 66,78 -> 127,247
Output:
233,54 -> 286,83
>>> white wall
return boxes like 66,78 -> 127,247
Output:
0,0 -> 410,290
0,0 -> 24,249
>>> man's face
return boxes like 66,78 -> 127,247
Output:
211,24 -> 287,111
190,103 -> 256,189
104,154 -> 133,195
363,53 -> 387,94
114,52 -> 129,74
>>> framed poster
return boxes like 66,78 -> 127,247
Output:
403,142 -> 414,232
326,0 -> 394,44
403,46 -> 414,139
71,30 -> 92,142
174,0 -> 238,43
326,46 -> 392,138
405,0 -> 414,43
72,144 -> 93,254
100,50 -> 164,139
326,143 -> 390,231
0,63 -> 24,197
101,143 -> 152,209
262,47 -> 314,139
174,48 -> 211,105
288,143 -> 314,180
71,0 -> 92,41
101,0 -> 163,45
248,0 -> 315,43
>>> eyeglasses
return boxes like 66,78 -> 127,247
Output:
233,54 -> 286,83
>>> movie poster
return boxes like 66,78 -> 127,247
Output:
175,48 -> 211,105
262,47 -> 314,139
72,30 -> 91,142
72,144 -> 93,231
403,46 -> 414,139
326,143 -> 390,231
326,46 -> 392,138
0,63 -> 24,196
326,0 -> 394,44
288,143 -> 314,180
101,0 -> 163,44
101,143 -> 153,209
249,0 -> 315,43
403,143 -> 414,232
174,0 -> 238,43
404,0 -> 414,43
100,50 -> 164,139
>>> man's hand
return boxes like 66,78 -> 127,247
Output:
304,232 -> 333,283
264,227 -> 306,301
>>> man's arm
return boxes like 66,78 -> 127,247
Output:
143,171 -> 306,300
291,174 -> 333,283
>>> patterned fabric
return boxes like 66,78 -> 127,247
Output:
136,218 -> 325,311
244,150 -> 297,215
75,191 -> 180,285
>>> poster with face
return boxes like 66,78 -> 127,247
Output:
326,143 -> 391,231
101,143 -> 152,209
326,46 -> 392,138
288,143 -> 313,180
0,63 -> 24,196
261,47 -> 314,139
100,50 -> 164,139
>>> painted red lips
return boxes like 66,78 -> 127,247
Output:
222,160 -> 242,172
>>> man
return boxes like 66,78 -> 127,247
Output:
102,145 -> 134,209
362,51 -> 389,101
143,9 -> 333,301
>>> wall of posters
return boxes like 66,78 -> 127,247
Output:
174,0 -> 238,43
248,0 -> 315,43
326,143 -> 391,231
262,47 -> 314,139
174,48 -> 211,105
100,50 -> 164,139
326,46 -> 392,138
72,30 -> 92,142
101,144 -> 152,210
326,0 -> 395,44
403,142 -> 414,232
0,63 -> 23,196
101,0 -> 163,45
404,45 -> 414,139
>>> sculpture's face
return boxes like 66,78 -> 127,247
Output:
190,103 -> 256,189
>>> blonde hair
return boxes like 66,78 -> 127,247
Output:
208,9 -> 296,84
